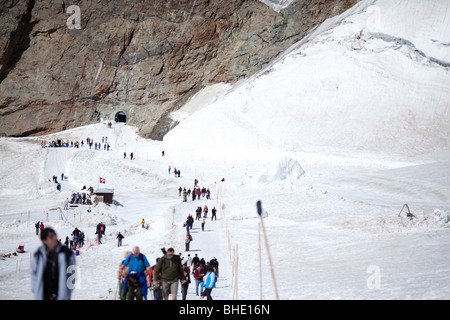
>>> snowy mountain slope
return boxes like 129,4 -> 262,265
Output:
0,122 -> 233,300
164,0 -> 450,159
0,119 -> 449,300
1,0 -> 450,301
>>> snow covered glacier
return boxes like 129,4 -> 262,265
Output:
0,0 -> 449,301
166,0 -> 450,159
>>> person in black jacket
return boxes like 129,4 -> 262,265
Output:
209,257 -> 219,278
117,232 -> 124,247
181,263 -> 191,300
192,254 -> 200,273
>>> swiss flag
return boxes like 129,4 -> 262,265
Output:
99,177 -> 106,184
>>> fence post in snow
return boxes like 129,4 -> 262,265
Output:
258,222 -> 262,300
256,200 -> 279,300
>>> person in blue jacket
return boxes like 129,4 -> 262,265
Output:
121,246 -> 151,300
203,266 -> 217,300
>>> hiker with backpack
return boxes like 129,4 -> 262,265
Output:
210,257 -> 219,278
153,248 -> 186,300
211,207 -> 217,221
181,263 -> 191,300
118,251 -> 132,300
203,266 -> 217,300
31,228 -> 76,300
194,264 -> 205,297
120,246 -> 151,300
185,232 -> 193,252
196,206 -> 202,220
35,221 -> 40,235
150,258 -> 163,300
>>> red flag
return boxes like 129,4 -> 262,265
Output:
99,177 -> 105,184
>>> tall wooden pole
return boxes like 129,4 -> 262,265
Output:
257,201 -> 279,300
258,222 -> 262,300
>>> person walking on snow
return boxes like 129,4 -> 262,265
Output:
120,246 -> 151,300
196,206 -> 202,221
181,263 -> 191,300
117,232 -> 124,247
118,251 -> 131,300
194,264 -> 205,296
203,266 -> 217,300
153,248 -> 186,300
35,221 -> 40,235
141,219 -> 145,229
203,205 -> 209,219
31,228 -> 76,300
124,152 -> 126,159
211,207 -> 217,221
185,233 -> 192,252
186,254 -> 192,269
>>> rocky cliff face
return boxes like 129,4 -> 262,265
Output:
0,0 -> 358,139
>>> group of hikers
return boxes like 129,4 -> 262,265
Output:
179,186 -> 211,202
50,173 -> 63,191
184,206 -> 217,236
124,152 -> 134,160
29,147 -> 227,301
67,192 -> 93,206
169,166 -> 181,177
31,210 -> 221,301
95,222 -> 107,245
43,136 -> 111,151
117,247 -> 218,300
34,221 -> 45,235
63,227 -> 86,251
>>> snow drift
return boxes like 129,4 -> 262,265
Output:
257,157 -> 305,184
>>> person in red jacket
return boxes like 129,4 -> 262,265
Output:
194,265 -> 205,296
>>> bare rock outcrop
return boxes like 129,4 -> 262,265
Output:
0,0 -> 358,139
